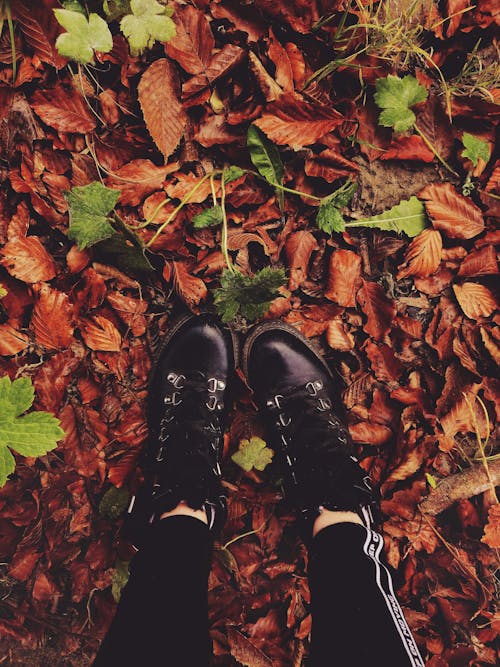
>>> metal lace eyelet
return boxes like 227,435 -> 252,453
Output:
306,381 -> 318,396
212,461 -> 221,476
206,395 -> 218,411
208,377 -> 224,393
317,398 -> 331,411
164,392 -> 182,406
156,445 -> 166,462
279,413 -> 291,427
280,434 -> 289,449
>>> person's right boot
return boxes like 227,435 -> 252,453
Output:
243,321 -> 376,538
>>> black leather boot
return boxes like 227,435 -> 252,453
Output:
242,321 -> 376,536
125,313 -> 236,546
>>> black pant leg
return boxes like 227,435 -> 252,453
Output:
308,522 -> 425,667
93,516 -> 212,667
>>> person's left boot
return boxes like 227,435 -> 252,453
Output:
124,313 -> 236,547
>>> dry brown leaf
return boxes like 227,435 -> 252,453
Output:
285,230 -> 318,291
106,159 -> 176,206
80,316 -> 122,352
166,4 -> 214,75
254,92 -> 343,149
458,245 -> 499,278
106,292 -> 147,337
226,628 -> 273,667
419,182 -> 484,240
0,323 -> 30,356
357,281 -> 396,340
325,249 -> 361,307
453,283 -> 497,320
31,284 -> 74,350
171,261 -> 208,310
1,236 -> 56,283
326,319 -> 354,351
138,59 -> 187,160
397,229 -> 442,279
30,82 -> 96,134
349,421 -> 393,445
482,505 -> 500,549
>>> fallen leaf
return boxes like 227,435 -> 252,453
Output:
325,249 -> 361,307
453,283 -> 497,320
227,628 -> 273,667
106,291 -> 147,336
419,182 -> 484,239
397,229 -> 442,279
285,230 -> 318,291
31,285 -> 74,350
166,4 -> 214,75
357,281 -> 396,340
482,505 -> 500,549
326,319 -> 354,351
1,237 -> 56,283
30,82 -> 96,134
138,58 -> 187,160
80,316 -> 122,352
0,324 -> 30,356
171,261 -> 207,310
458,245 -> 498,277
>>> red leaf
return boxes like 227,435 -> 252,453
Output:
349,422 -> 393,445
0,323 -> 30,356
381,134 -> 434,162
227,628 -> 273,667
13,1 -> 66,68
171,261 -> 208,310
31,284 -> 74,350
1,236 -> 56,283
106,159 -> 177,206
138,59 -> 187,160
80,315 -> 122,352
397,229 -> 442,279
182,44 -> 245,100
326,319 -> 354,351
419,182 -> 484,240
482,505 -> 500,549
107,291 -> 147,337
325,249 -> 361,307
9,548 -> 39,582
31,83 -> 96,134
254,92 -> 343,149
284,230 -> 318,291
458,245 -> 499,277
305,148 -> 359,182
357,281 -> 396,340
365,341 -> 403,383
166,4 -> 214,75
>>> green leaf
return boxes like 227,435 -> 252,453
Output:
95,234 -> 154,273
99,486 -> 130,520
247,125 -> 284,186
232,436 -> 274,472
224,166 -> 245,183
61,1 -> 85,12
461,133 -> 490,167
54,9 -> 113,64
103,0 -> 131,20
374,75 -> 428,133
213,267 -> 286,323
65,182 -> 120,250
192,205 -> 223,229
348,196 -> 427,237
112,559 -> 130,602
0,376 -> 64,487
425,473 -> 437,489
120,0 -> 176,56
316,181 -> 357,234
0,283 -> 6,298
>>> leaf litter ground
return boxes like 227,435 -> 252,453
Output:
0,1 -> 499,665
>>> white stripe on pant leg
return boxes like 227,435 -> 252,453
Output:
362,528 -> 425,667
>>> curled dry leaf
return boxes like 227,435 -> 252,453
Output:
107,291 -> 147,337
357,281 -> 396,340
254,92 -> 343,149
0,236 -> 56,283
166,4 -> 214,75
349,421 -> 393,445
458,245 -> 499,277
170,261 -> 208,310
31,284 -> 74,350
106,160 -> 178,206
419,182 -> 484,240
453,283 -> 497,320
325,249 -> 361,307
0,323 -> 30,356
226,627 -> 273,667
397,229 -> 442,279
284,230 -> 318,291
326,319 -> 354,351
138,59 -> 187,161
482,504 -> 500,549
80,315 -> 122,352
30,82 -> 96,134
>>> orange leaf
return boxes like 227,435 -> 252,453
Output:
349,422 -> 393,445
254,92 -> 343,149
325,249 -> 361,307
107,291 -> 147,337
381,134 -> 434,162
226,628 -> 273,667
138,59 -> 187,160
397,229 -> 442,279
482,505 -> 500,549
419,182 -> 484,239
171,261 -> 207,310
458,245 -> 499,278
106,159 -> 178,206
453,283 -> 497,320
31,82 -> 96,134
166,4 -> 214,75
31,284 -> 74,350
365,340 -> 403,382
0,323 -> 30,356
1,236 -> 56,283
80,315 -> 122,352
326,319 -> 354,351
284,230 -> 318,291
357,281 -> 396,340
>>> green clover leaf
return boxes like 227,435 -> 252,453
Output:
54,9 -> 113,64
232,436 -> 274,472
120,0 -> 176,56
374,75 -> 428,133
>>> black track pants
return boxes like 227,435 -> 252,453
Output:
93,517 -> 424,666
